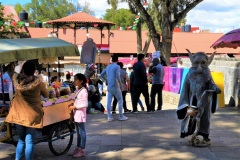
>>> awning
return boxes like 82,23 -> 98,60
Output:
0,37 -> 79,64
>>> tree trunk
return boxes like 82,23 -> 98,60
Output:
129,0 -> 161,55
142,33 -> 151,54
159,9 -> 173,66
136,18 -> 142,54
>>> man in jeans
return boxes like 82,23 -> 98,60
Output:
112,62 -> 131,114
132,54 -> 151,113
100,54 -> 128,121
149,58 -> 165,111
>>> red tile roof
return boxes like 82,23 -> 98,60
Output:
48,12 -> 115,26
23,28 -> 239,54
3,5 -> 20,22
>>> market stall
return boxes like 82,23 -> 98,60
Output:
0,37 -> 79,155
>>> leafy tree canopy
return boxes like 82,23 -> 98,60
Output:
24,0 -> 77,22
104,8 -> 135,28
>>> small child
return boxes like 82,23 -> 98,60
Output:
68,73 -> 88,158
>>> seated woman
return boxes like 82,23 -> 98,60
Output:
87,80 -> 105,113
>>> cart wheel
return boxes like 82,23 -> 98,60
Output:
48,121 -> 73,156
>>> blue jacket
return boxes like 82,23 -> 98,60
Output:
100,63 -> 121,92
133,61 -> 147,86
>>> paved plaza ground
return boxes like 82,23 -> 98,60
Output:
1,93 -> 240,160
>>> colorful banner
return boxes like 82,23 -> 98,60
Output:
169,68 -> 183,93
180,68 -> 189,94
96,44 -> 110,53
211,72 -> 225,107
163,67 -> 170,91
163,66 -> 225,107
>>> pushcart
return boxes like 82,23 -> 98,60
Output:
0,37 -> 80,156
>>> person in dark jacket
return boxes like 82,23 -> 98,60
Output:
130,70 -> 144,111
132,54 -> 150,113
149,58 -> 165,111
64,73 -> 76,93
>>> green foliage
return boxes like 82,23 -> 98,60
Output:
104,8 -> 135,28
0,4 -> 28,39
14,3 -> 24,16
107,0 -> 119,11
178,18 -> 187,26
26,0 -> 77,22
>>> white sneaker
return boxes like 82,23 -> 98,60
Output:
119,115 -> 128,121
108,117 -> 114,122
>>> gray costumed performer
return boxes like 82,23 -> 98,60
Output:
176,49 -> 221,147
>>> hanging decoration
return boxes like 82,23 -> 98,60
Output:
12,22 -> 17,26
0,20 -> 46,27
112,2 -> 149,31
143,2 -> 150,9
94,24 -> 98,27
63,25 -> 66,34
5,21 -> 10,26
18,22 -> 25,25
70,23 -> 75,29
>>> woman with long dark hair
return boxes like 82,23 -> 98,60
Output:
5,61 -> 49,160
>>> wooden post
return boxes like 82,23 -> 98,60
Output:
48,63 -> 50,85
101,26 -> 103,45
108,25 -> 110,46
56,23 -> 59,38
53,24 -> 54,34
86,25 -> 89,40
74,23 -> 76,44
58,58 -> 61,82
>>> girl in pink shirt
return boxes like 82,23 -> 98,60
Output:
68,73 -> 88,158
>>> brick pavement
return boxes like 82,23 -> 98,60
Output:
1,93 -> 240,160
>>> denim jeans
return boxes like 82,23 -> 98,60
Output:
75,122 -> 86,149
15,125 -> 37,160
107,87 -> 123,118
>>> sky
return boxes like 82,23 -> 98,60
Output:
1,0 -> 240,33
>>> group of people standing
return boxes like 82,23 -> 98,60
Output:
100,53 -> 165,121
2,52 -> 164,159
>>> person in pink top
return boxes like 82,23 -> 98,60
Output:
68,73 -> 88,158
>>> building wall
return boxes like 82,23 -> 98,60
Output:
181,58 -> 240,106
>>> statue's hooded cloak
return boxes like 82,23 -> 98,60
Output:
176,67 -> 219,138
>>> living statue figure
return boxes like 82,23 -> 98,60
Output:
176,49 -> 221,147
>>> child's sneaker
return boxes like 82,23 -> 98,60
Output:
68,147 -> 79,156
73,149 -> 85,158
